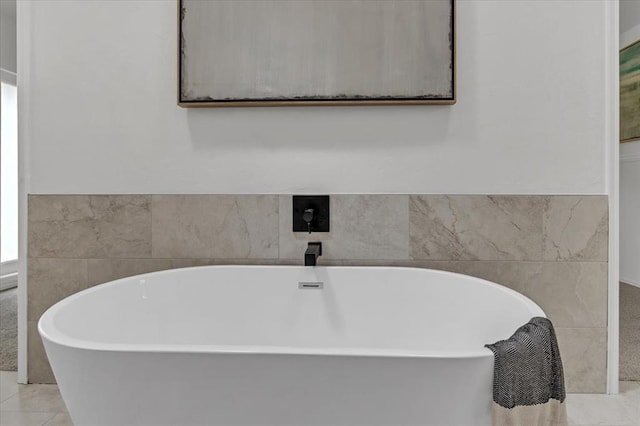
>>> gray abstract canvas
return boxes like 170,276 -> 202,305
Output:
179,0 -> 454,105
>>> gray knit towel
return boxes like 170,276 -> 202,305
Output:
485,317 -> 567,426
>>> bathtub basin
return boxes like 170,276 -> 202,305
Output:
39,265 -> 544,426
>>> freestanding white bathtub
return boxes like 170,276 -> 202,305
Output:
39,266 -> 544,426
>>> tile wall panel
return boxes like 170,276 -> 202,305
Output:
279,195 -> 409,261
409,195 -> 544,261
151,195 -> 279,259
27,194 -> 608,392
542,196 -> 609,261
28,195 -> 151,258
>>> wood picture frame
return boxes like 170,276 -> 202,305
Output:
178,0 -> 456,107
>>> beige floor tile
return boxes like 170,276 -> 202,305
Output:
619,381 -> 640,425
42,413 -> 72,426
0,381 -> 636,426
0,411 -> 57,426
619,381 -> 640,397
566,387 -> 639,426
0,385 -> 66,413
0,372 -> 18,403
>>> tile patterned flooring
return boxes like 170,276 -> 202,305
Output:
0,371 -> 638,425
0,372 -> 70,425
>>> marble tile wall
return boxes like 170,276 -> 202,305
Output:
27,194 -> 609,392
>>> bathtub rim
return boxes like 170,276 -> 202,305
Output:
38,265 -> 545,360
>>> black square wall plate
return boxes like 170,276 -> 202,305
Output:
292,195 -> 330,233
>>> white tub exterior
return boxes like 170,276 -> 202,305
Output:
39,266 -> 544,426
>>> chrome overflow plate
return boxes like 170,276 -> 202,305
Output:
298,282 -> 324,290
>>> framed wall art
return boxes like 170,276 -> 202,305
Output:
621,39 -> 640,143
178,0 -> 455,107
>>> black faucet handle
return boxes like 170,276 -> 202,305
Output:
302,208 -> 314,223
303,208 -> 314,234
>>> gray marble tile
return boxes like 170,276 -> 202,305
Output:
279,195 -> 409,261
152,195 -> 278,259
556,328 -> 607,394
87,258 -> 290,287
403,260 -> 529,295
86,258 -> 175,286
410,195 -> 544,261
27,259 -> 88,322
543,196 -> 608,261
403,261 -> 607,328
28,195 -> 151,258
27,322 -> 55,384
178,258 -> 284,266
168,259 -> 219,268
523,262 -> 607,329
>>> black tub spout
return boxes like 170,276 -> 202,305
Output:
305,242 -> 322,266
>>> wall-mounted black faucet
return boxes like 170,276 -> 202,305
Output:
293,196 -> 328,266
305,242 -> 322,266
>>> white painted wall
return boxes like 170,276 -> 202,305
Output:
1,83 -> 18,263
1,0 -> 18,266
620,0 -> 640,35
22,0 -> 609,195
0,0 -> 17,84
620,144 -> 640,287
620,14 -> 640,288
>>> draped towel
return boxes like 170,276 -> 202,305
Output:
485,317 -> 567,426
